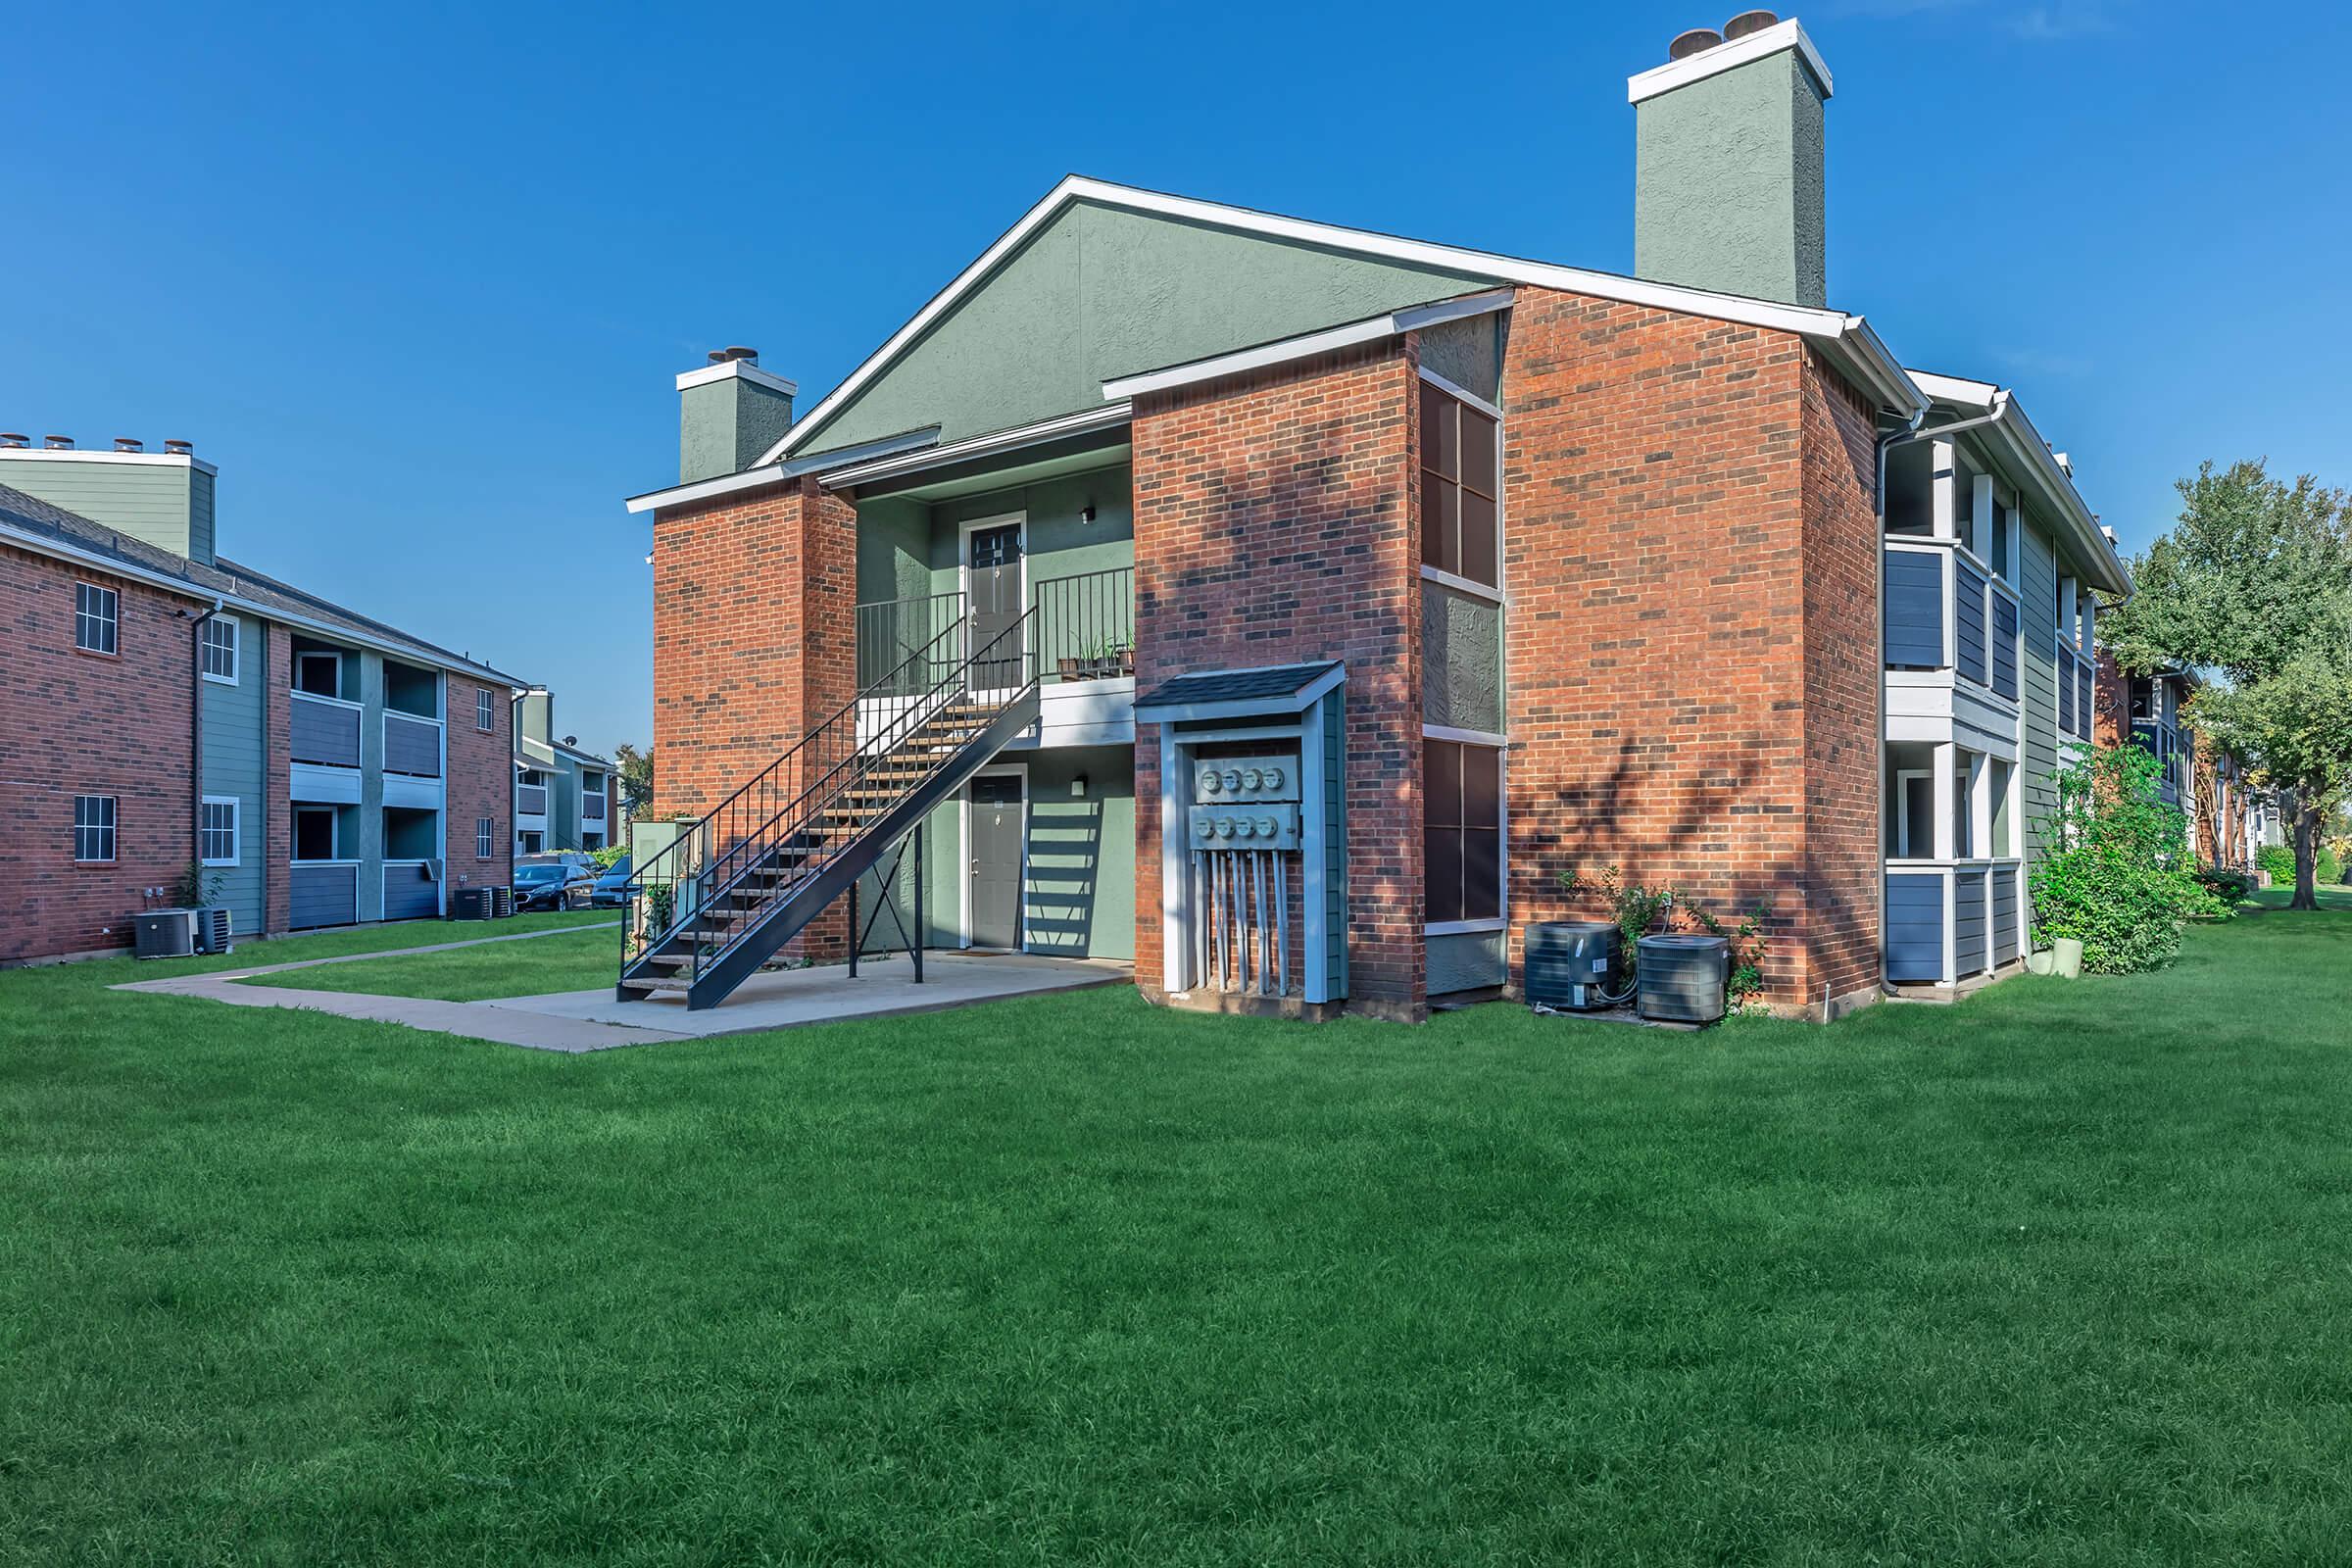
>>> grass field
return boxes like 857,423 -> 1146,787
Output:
238,920 -> 621,1002
4,897 -> 2350,1563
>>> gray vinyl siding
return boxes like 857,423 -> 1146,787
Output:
1883,550 -> 1942,666
289,862 -> 358,929
382,865 -> 439,921
0,457 -> 214,563
2017,511 -> 2062,860
1885,871 -> 1943,982
1954,869 -> 1987,974
1993,868 -> 2021,964
199,621 -> 267,939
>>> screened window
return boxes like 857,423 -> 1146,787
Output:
475,817 -> 495,858
74,795 -> 117,862
475,688 -> 496,731
201,615 -> 238,682
1424,738 -> 1503,923
201,798 -> 240,865
1419,380 -> 1500,588
74,583 -> 118,654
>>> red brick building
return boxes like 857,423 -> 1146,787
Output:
625,17 -> 2132,1018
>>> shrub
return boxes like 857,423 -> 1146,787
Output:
2031,745 -> 2227,973
2257,841 -> 2344,887
1560,865 -> 1771,1007
588,845 -> 627,871
2192,865 -> 2255,907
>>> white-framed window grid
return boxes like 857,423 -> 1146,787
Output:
475,817 -> 495,858
201,796 -> 241,866
74,794 -> 117,862
476,687 -> 496,731
74,582 -> 119,655
201,613 -> 239,684
1423,724 -> 1508,934
1416,367 -> 1504,595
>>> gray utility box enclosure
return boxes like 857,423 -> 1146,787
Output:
1524,921 -> 1624,1011
132,909 -> 197,959
1637,934 -> 1730,1023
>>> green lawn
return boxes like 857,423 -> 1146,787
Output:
5,905 -> 2352,1563
237,921 -> 621,1002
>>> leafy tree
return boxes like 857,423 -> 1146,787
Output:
2101,461 -> 2352,909
613,742 -> 654,816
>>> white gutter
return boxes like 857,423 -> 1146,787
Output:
816,404 -> 1135,492
1906,368 -> 2129,595
0,519 -> 530,688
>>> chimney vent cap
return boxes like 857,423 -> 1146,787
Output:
114,436 -> 144,453
0,433 -> 27,449
43,434 -> 74,450
1722,10 -> 1779,40
163,438 -> 194,456
1668,26 -> 1723,59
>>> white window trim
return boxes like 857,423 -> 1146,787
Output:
475,687 -> 496,732
295,650 -> 344,701
475,816 -> 496,859
74,794 -> 118,863
958,762 -> 1030,952
1422,728 -> 1509,934
1419,564 -> 1505,606
200,795 -> 241,867
201,613 -> 240,685
74,581 -> 119,655
1892,767 -> 1934,859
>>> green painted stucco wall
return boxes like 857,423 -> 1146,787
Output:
1418,313 -> 1507,404
680,377 -> 795,484
797,199 -> 1492,458
1635,48 -> 1827,308
1422,583 -> 1503,733
856,464 -> 1136,629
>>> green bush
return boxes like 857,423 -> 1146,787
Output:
2030,745 -> 2226,973
587,844 -> 627,871
2256,841 -> 2344,887
2192,866 -> 2255,907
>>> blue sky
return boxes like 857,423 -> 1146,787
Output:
5,1 -> 2346,756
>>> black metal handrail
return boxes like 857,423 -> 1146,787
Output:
1034,565 -> 1134,682
618,609 -> 1039,992
855,590 -> 964,694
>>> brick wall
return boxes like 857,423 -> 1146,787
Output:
1129,340 -> 1424,1018
447,675 -> 514,906
1497,287 -> 1881,1014
650,474 -> 857,957
0,544 -> 201,960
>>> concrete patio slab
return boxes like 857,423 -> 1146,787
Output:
483,952 -> 1132,1039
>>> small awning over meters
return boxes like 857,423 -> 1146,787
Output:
1132,662 -> 1347,724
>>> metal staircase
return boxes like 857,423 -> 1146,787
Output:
617,612 -> 1039,1010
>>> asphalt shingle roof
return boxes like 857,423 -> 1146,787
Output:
1135,661 -> 1341,712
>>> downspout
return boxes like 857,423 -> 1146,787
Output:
187,597 -> 224,891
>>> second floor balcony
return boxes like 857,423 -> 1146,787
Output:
1884,538 -> 2020,701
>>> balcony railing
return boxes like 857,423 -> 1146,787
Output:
516,783 -> 549,817
1885,858 -> 2026,984
383,711 -> 443,778
290,691 -> 362,767
2131,719 -> 2188,802
1035,566 -> 1134,683
583,793 -> 608,823
1883,538 -> 2019,702
857,567 -> 1136,692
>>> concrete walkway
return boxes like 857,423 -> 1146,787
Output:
113,925 -> 1129,1053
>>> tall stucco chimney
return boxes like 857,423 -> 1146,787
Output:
676,347 -> 796,483
1629,13 -> 1832,307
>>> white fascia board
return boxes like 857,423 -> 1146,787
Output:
1626,19 -> 1833,104
0,447 -> 220,477
675,359 -> 798,395
762,174 -> 1923,466
817,403 -> 1135,491
0,520 -> 529,687
1907,368 -> 2001,408
1102,289 -> 1515,403
624,426 -> 941,514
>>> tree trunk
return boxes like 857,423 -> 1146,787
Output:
2292,791 -> 2321,911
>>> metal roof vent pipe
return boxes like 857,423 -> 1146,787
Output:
115,436 -> 144,453
1723,9 -> 1780,39
0,432 -> 27,449
163,439 -> 195,457
43,434 -> 74,450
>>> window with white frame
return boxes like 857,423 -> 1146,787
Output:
74,582 -> 119,654
475,687 -> 496,731
1419,376 -> 1501,590
74,795 -> 117,862
200,614 -> 238,683
200,797 -> 240,865
475,816 -> 494,858
1425,737 -> 1503,925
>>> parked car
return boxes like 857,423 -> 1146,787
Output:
589,856 -> 633,906
514,857 -> 596,911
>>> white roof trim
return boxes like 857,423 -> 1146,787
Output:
1907,366 -> 2131,597
624,426 -> 940,514
818,403 -> 1133,491
761,174 -> 1923,466
675,359 -> 798,396
0,518 -> 528,686
0,447 -> 220,477
1626,20 -> 1833,105
1102,289 -> 1514,402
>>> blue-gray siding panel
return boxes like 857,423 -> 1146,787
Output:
1992,870 -> 2020,963
289,863 -> 358,929
1955,559 -> 1988,687
1991,594 -> 2019,701
382,864 -> 440,921
199,632 -> 268,942
1886,873 -> 1945,982
291,698 -> 361,766
1954,870 -> 1987,975
1883,550 -> 1943,667
384,714 -> 442,777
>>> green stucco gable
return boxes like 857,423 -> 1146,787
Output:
792,198 -> 1494,458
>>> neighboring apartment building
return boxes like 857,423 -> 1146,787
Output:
0,439 -> 528,960
513,687 -> 615,854
2092,654 -> 2259,872
621,15 -> 2131,1018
